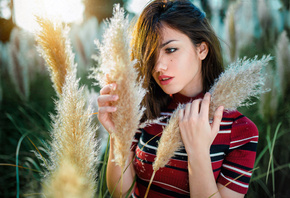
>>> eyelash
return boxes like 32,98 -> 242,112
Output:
165,48 -> 177,53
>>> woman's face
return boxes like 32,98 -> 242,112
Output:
152,24 -> 208,97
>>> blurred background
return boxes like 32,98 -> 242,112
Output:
0,0 -> 289,197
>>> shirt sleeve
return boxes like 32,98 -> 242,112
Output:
217,115 -> 259,194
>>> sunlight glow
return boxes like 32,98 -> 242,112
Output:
125,0 -> 151,15
14,0 -> 84,32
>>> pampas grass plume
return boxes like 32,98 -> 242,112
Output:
43,157 -> 94,198
145,105 -> 183,198
153,105 -> 183,172
35,16 -> 99,198
276,31 -> 290,99
91,5 -> 146,169
209,55 -> 272,119
259,64 -> 278,122
225,2 -> 238,63
35,16 -> 73,96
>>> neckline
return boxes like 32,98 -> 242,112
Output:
168,92 -> 204,109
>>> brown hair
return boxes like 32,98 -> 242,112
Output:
131,0 -> 224,121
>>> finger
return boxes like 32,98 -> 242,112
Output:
100,83 -> 117,95
211,106 -> 224,134
200,92 -> 210,119
98,106 -> 117,114
178,108 -> 185,121
184,103 -> 192,118
97,94 -> 119,106
190,99 -> 202,117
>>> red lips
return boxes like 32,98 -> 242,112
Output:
158,75 -> 174,85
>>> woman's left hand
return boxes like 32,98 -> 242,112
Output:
178,92 -> 224,155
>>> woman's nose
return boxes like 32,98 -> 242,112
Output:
154,58 -> 167,72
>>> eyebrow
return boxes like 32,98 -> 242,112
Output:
159,40 -> 177,48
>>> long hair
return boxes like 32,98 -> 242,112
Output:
131,0 -> 224,121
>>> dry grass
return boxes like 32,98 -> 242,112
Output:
35,16 -> 99,198
35,16 -> 74,96
153,104 -> 183,172
91,5 -> 146,170
276,31 -> 290,98
209,55 -> 272,119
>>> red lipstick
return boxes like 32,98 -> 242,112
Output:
158,75 -> 174,85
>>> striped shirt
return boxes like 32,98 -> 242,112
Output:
131,93 -> 258,197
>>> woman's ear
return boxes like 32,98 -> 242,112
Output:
197,42 -> 209,60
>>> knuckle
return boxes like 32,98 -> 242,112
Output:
189,117 -> 197,124
97,96 -> 102,103
99,86 -> 107,95
98,107 -> 105,113
180,118 -> 188,125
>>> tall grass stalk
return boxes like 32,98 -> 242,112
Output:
265,123 -> 281,198
225,2 -> 238,63
7,28 -> 30,101
16,132 -> 29,198
35,16 -> 99,198
266,123 -> 281,184
276,31 -> 290,99
91,5 -> 146,196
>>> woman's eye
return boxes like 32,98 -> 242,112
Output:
165,48 -> 177,53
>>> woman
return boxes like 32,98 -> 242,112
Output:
97,0 -> 258,197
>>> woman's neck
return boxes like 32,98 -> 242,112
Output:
178,86 -> 203,98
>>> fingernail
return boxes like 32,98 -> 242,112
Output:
113,95 -> 118,100
109,84 -> 116,91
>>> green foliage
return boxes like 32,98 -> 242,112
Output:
0,72 -> 54,197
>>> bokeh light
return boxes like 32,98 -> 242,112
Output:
14,0 -> 84,32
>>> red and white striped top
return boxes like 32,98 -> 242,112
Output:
131,93 -> 258,197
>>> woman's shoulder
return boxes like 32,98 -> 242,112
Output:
222,110 -> 259,138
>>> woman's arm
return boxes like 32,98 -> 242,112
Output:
179,93 -> 244,198
106,137 -> 136,197
97,83 -> 136,197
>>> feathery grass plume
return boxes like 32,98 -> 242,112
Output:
42,157 -> 94,198
257,0 -> 276,42
259,64 -> 278,122
35,17 -> 99,198
91,4 -> 146,170
209,55 -> 272,119
224,2 -> 238,63
276,31 -> 290,99
35,16 -> 73,96
152,104 -> 184,172
7,28 -> 30,101
144,105 -> 183,198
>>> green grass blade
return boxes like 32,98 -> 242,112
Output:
16,132 -> 29,198
265,122 -> 281,184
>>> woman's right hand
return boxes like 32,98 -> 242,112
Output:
97,83 -> 119,134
